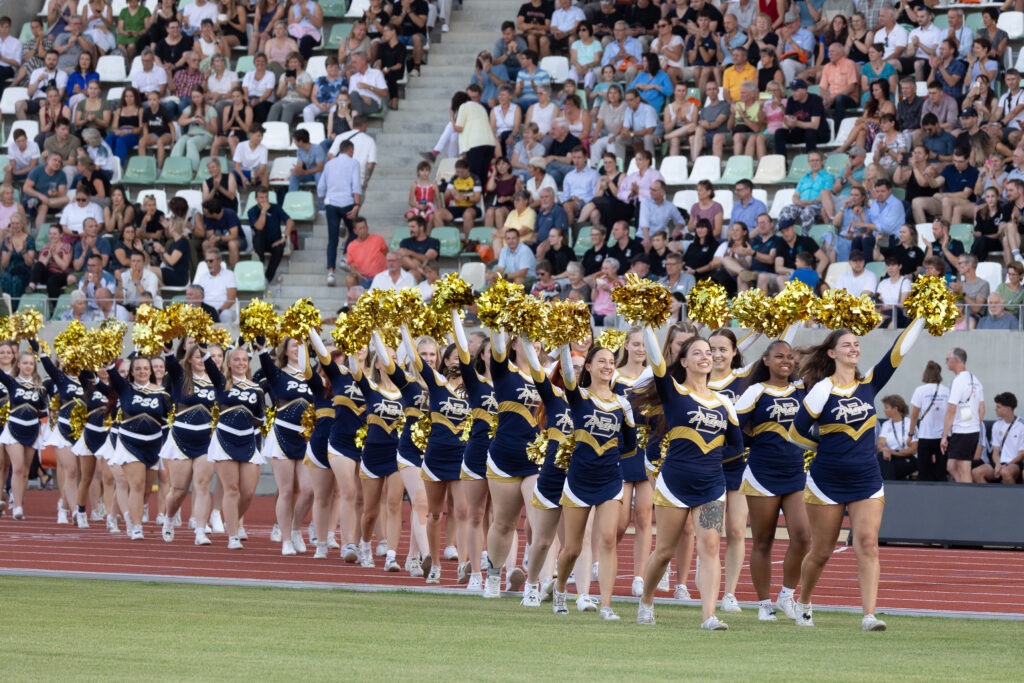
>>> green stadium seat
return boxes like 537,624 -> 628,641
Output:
281,191 -> 315,222
809,224 -> 835,246
321,0 -> 348,18
234,261 -> 266,293
461,226 -> 493,260
825,152 -> 849,177
16,293 -> 49,316
325,23 -> 352,50
50,292 -> 73,321
389,227 -> 411,252
195,156 -> 228,183
156,157 -> 195,186
122,156 -> 158,185
950,223 -> 974,251
784,154 -> 810,184
865,262 -> 887,279
432,226 -> 463,258
716,155 -> 753,185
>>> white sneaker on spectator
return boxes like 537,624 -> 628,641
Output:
327,272 -> 336,287
442,24 -> 449,32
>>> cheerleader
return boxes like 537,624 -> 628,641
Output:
161,342 -> 222,544
393,325 -> 472,584
0,348 -> 48,520
258,337 -> 316,555
734,340 -> 809,622
205,344 -> 265,549
0,340 -> 15,515
518,339 -> 576,608
482,329 -> 542,599
789,318 -> 925,631
612,328 -> 655,599
306,333 -> 366,563
350,338 -> 405,569
74,368 -> 114,528
633,331 -> 743,630
32,339 -> 86,525
92,365 -> 124,533
452,313 -> 498,591
106,356 -> 172,540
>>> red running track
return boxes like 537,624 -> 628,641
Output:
2,491 -> 1023,617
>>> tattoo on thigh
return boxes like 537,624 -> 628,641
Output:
698,501 -> 724,533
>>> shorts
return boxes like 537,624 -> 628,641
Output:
947,432 -> 979,462
704,130 -> 725,148
449,205 -> 474,219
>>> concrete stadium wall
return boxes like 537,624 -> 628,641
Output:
1,1 -> 45,33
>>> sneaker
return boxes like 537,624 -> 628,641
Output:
376,539 -> 389,557
421,554 -> 433,577
209,509 -> 225,534
142,504 -> 149,523
443,544 -> 458,561
576,594 -> 597,613
657,565 -> 671,592
407,556 -> 424,578
358,541 -> 374,567
521,583 -> 541,607
721,593 -> 742,613
106,515 -> 119,533
326,272 -> 336,287
674,584 -> 692,601
862,614 -> 887,632
637,602 -> 656,625
342,543 -> 359,563
426,565 -> 441,584
237,526 -> 248,541
282,540 -> 297,556
758,602 -> 779,622
91,507 -> 106,522
700,615 -> 729,631
156,512 -> 166,525
12,506 -> 24,520
599,606 -> 621,621
466,573 -> 482,592
591,562 -> 599,581
553,590 -> 569,615
270,524 -> 282,543
419,150 -> 438,163
228,536 -> 244,550
172,511 -> 182,527
129,525 -> 144,541
795,602 -> 814,627
540,579 -> 554,602
326,532 -> 340,549
309,523 -> 318,545
483,571 -> 501,598
480,550 -> 489,569
57,506 -> 69,525
162,520 -> 174,542
457,560 -> 470,585
385,550 -> 401,572
409,67 -> 420,77
777,594 -> 798,620
195,529 -> 212,546
506,566 -> 525,592
566,570 -> 575,586
631,576 -> 644,597
74,511 -> 89,529
314,542 -> 329,559
441,23 -> 449,32
290,530 -> 307,554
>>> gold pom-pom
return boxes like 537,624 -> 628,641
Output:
330,311 -> 373,356
54,321 -> 91,375
685,279 -> 730,329
94,320 -> 128,367
300,403 -> 317,440
475,277 -> 527,330
260,406 -> 275,439
432,272 -> 476,311
10,308 -> 44,342
538,299 -> 591,350
240,298 -> 281,346
596,329 -> 626,353
810,290 -> 881,336
49,394 -> 60,421
281,298 -> 322,340
411,414 -> 432,452
166,408 -> 175,427
0,317 -> 11,342
131,319 -> 165,357
460,418 -> 473,442
487,416 -> 497,440
903,275 -> 960,336
729,289 -> 771,333
69,402 -> 88,441
612,273 -> 673,328
636,424 -> 650,450
526,433 -> 548,464
770,280 -> 816,335
0,403 -> 9,428
354,423 -> 367,450
803,449 -> 816,472
210,403 -> 220,434
554,434 -> 576,470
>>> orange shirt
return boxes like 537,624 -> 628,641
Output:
820,57 -> 859,100
346,234 -> 388,278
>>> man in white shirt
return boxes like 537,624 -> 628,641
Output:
995,68 -> 1024,149
834,249 -> 878,296
232,124 -> 269,188
131,49 -> 169,96
16,49 -> 68,119
348,53 -> 387,116
2,129 -> 40,186
327,115 -> 378,190
941,347 -> 985,483
60,189 -> 105,236
193,249 -> 238,322
549,0 -> 585,53
946,8 -> 973,61
369,251 -> 417,290
0,16 -> 23,95
118,249 -> 161,310
181,0 -> 219,36
906,5 -> 944,81
94,286 -> 131,322
972,392 -> 1024,484
907,360 -> 951,481
875,7 -> 908,73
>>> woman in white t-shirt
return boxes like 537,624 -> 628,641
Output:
877,394 -> 918,481
241,53 -> 276,123
207,55 -> 239,111
232,125 -> 269,188
907,360 -> 951,482
875,256 -> 911,328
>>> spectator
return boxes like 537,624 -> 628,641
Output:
286,0 -> 324,61
72,217 -> 111,272
920,218 -> 964,274
193,249 -> 237,322
877,394 -> 918,481
288,128 -> 325,193
777,150 -> 836,235
684,10 -> 718,92
723,46 -> 756,103
559,146 -> 598,226
60,188 -> 104,236
417,260 -> 440,302
266,52 -> 312,125
946,8 -> 974,61
942,347 -> 986,483
22,152 -> 70,231
513,49 -> 550,109
500,191 -> 537,249
327,115 -> 377,191
78,252 -> 117,310
104,87 -> 144,168
118,249 -> 160,311
201,157 -> 239,208
601,21 -> 642,83
976,292 -> 1020,331
875,255 -> 911,328
488,84 -> 519,154
952,253 -> 990,322
997,261 -> 1024,317
904,5 -> 943,80
0,16 -> 21,96
248,186 -> 292,282
570,21 -> 602,88
591,257 -> 622,326
993,68 -> 1024,150
561,262 -> 591,303
771,222 -> 826,291
493,21 -> 527,83
729,80 -> 766,158
1001,180 -> 1024,264
732,180 -> 768,233
907,360 -> 951,482
662,82 -> 698,158
130,48 -> 168,97
377,23 -> 407,111
398,215 -> 440,280
345,216 -> 388,285
194,198 -> 244,268
530,260 -> 561,301
919,112 -> 957,165
968,187 -> 1009,263
181,0 -> 218,38
452,90 -> 497,191
874,6 -> 908,73
152,216 -> 191,288
581,225 -> 609,278
517,0 -> 553,56
394,0 -> 428,76
850,178 -> 906,258
606,220 -> 644,275
750,213 -> 780,291
139,89 -> 175,170
53,15 -> 94,73
210,87 -> 253,158
27,225 -> 74,311
184,283 -> 221,322
834,249 -> 878,296
859,42 -> 897,109
691,80 -> 729,160
486,227 -> 536,286
683,218 -> 718,280
170,51 -> 206,111
348,52 -> 386,116
154,18 -> 194,83
777,10 -> 815,84
973,392 -> 1024,484
543,226 -> 576,278
917,80 -> 958,140
711,221 -> 754,294
484,156 -> 519,232
540,119 -> 580,187
301,55 -> 346,123
660,252 -> 696,317
60,289 -> 98,322
580,151 -> 629,231
232,124 -> 270,190
912,150 -> 979,224
877,223 -> 924,275
79,128 -> 117,179
525,156 -> 557,206
927,38 -> 966,102
16,49 -> 66,121
0,184 -> 20,231
443,159 -> 482,237
2,130 -> 40,188
241,52 -> 275,123
774,78 -> 830,155
628,52 -> 673,114
533,187 -> 569,256
638,180 -> 685,246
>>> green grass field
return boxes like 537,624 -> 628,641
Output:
2,577 -> 1020,681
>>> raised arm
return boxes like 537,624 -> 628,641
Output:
452,310 -> 471,365
203,352 -> 226,391
868,317 -> 924,392
643,325 -> 666,377
558,344 -> 577,393
518,333 -> 546,384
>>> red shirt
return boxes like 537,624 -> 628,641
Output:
346,234 -> 388,278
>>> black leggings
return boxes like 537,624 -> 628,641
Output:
253,228 -> 284,282
465,145 -> 495,190
29,263 -> 69,314
915,438 -> 947,482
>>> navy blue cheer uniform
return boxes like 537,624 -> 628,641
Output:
354,372 -> 404,479
321,359 -> 366,461
258,348 -> 314,461
708,366 -> 754,491
163,355 -> 216,459
107,370 -> 172,468
40,353 -> 86,446
74,372 -> 112,456
735,382 -> 807,497
205,356 -> 265,463
613,370 -> 649,483
0,368 -> 48,447
387,368 -> 427,470
305,361 -> 338,469
531,372 -> 573,510
487,344 -> 541,481
459,357 -> 497,481
413,364 -> 472,483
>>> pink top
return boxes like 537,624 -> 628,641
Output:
764,98 -> 786,134
616,168 -> 665,203
592,274 -> 622,316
